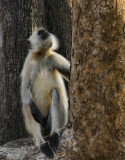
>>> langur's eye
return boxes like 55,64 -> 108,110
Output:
38,30 -> 45,35
38,30 -> 48,40
27,40 -> 32,49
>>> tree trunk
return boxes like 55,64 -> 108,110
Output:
44,0 -> 72,59
0,0 -> 32,144
68,0 -> 125,160
31,0 -> 45,29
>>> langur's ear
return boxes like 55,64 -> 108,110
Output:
44,40 -> 52,49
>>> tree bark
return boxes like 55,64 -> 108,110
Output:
68,0 -> 125,160
44,0 -> 72,59
0,0 -> 32,144
31,0 -> 45,29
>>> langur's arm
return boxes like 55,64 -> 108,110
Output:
21,63 -> 46,125
49,53 -> 70,81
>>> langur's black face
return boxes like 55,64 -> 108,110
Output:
28,27 -> 57,52
38,29 -> 49,40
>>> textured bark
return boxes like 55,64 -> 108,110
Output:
68,0 -> 125,160
31,0 -> 45,29
44,0 -> 71,59
0,0 -> 32,144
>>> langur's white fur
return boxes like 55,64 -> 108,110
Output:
28,27 -> 59,53
21,27 -> 70,149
